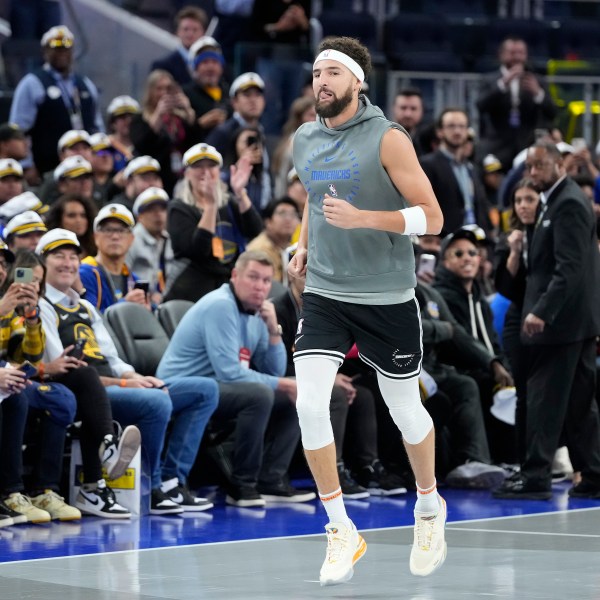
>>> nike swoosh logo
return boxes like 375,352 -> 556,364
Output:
171,493 -> 184,503
80,492 -> 100,506
324,156 -> 335,163
59,314 -> 69,320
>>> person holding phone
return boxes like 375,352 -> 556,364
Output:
222,126 -> 271,213
0,248 -> 82,522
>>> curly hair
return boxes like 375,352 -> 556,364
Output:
317,36 -> 372,81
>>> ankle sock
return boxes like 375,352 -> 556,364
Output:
415,480 -> 439,514
319,487 -> 350,525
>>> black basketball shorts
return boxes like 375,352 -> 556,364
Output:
293,292 -> 423,380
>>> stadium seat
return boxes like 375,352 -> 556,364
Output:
156,299 -> 194,338
103,303 -> 169,376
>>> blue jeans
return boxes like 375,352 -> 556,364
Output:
160,376 -> 219,486
106,386 -> 172,489
107,377 -> 219,488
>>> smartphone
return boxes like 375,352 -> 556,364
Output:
68,338 -> 86,360
18,360 -> 38,379
417,253 -> 437,276
571,137 -> 587,151
134,280 -> 149,294
246,135 -> 258,147
14,267 -> 33,284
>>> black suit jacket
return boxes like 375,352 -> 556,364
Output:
522,177 -> 600,345
420,149 -> 491,236
151,51 -> 191,86
477,70 -> 557,170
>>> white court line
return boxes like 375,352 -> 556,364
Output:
1,505 -> 598,565
446,526 -> 600,538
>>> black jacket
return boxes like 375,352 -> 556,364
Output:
522,177 -> 600,345
433,265 -> 505,364
151,51 -> 191,86
420,149 -> 491,236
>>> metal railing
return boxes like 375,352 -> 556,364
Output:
387,70 -> 600,143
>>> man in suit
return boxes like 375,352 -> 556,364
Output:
477,37 -> 556,172
420,108 -> 490,236
150,6 -> 208,86
494,142 -> 600,500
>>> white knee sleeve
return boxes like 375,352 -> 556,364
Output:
294,356 -> 339,450
377,373 -> 433,445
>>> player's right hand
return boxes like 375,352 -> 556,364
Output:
288,247 -> 307,279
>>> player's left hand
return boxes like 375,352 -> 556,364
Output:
323,194 -> 361,229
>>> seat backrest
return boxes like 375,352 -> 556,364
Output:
156,299 -> 195,338
103,303 -> 169,376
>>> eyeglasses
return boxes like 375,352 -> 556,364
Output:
450,249 -> 478,258
98,226 -> 129,236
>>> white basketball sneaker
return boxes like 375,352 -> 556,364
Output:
319,520 -> 367,586
410,495 -> 447,576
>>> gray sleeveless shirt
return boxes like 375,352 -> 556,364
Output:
292,95 -> 416,305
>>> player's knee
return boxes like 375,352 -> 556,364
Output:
296,394 -> 334,450
377,373 -> 433,445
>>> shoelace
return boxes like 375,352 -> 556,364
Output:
415,515 -> 436,551
325,527 -> 349,563
10,493 -> 32,509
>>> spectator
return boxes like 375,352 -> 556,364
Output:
477,37 -> 556,171
44,194 -> 98,258
157,250 -> 315,507
390,88 -> 429,156
420,108 -> 491,236
9,26 -> 104,181
494,143 -> 600,500
130,70 -> 197,195
0,247 -> 80,522
0,192 -> 47,238
182,36 -> 229,140
106,96 -> 140,174
0,123 -> 28,161
164,143 -> 263,303
222,126 -> 271,212
127,187 -> 174,304
151,6 -> 208,86
205,72 -> 272,205
271,96 -> 316,198
37,228 -> 218,514
247,197 -> 299,283
37,129 -> 93,205
494,178 -> 539,464
89,133 -> 117,207
53,155 -> 94,203
79,204 -> 146,313
250,0 -> 312,135
3,211 -> 47,251
8,0 -> 60,41
0,160 -> 25,208
433,228 -> 516,463
111,156 -> 163,212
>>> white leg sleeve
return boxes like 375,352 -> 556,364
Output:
377,373 -> 433,445
294,356 -> 339,450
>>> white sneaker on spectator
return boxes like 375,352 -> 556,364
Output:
76,480 -> 131,519
30,490 -> 81,521
100,425 -> 141,480
161,478 -> 213,512
4,492 -> 51,523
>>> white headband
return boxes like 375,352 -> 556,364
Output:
314,49 -> 364,83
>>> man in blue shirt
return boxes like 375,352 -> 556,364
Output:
157,250 -> 315,507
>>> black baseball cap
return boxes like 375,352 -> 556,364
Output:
440,228 -> 478,258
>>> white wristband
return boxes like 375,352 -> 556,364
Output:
400,206 -> 427,235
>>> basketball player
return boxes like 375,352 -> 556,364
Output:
289,36 -> 446,586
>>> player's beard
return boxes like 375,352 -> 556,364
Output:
315,83 -> 353,119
